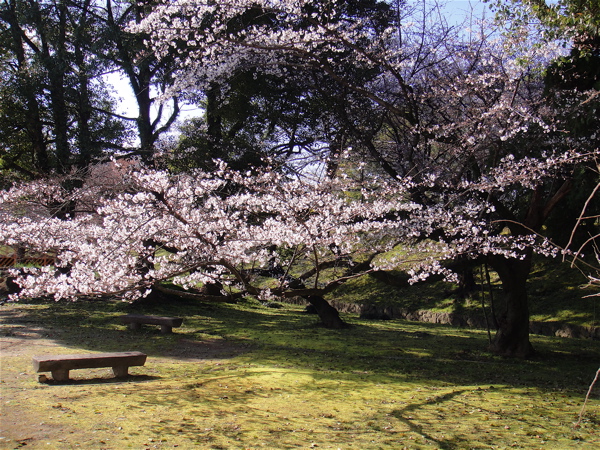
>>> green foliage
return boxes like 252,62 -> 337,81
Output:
161,0 -> 397,175
167,67 -> 349,174
0,0 -> 130,177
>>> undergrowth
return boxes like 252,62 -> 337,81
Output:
332,257 -> 599,328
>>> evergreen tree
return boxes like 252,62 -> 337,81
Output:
0,0 -> 128,178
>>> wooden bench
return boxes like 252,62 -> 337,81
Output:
32,351 -> 147,382
120,314 -> 183,334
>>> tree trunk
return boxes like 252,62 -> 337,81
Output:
306,295 -> 348,329
37,0 -> 70,173
73,0 -> 95,167
200,281 -> 225,296
488,255 -> 535,358
456,266 -> 477,299
4,2 -> 50,173
486,181 -> 572,358
135,70 -> 155,163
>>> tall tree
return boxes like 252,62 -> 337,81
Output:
0,0 -> 127,177
0,0 -> 136,225
102,0 -> 181,163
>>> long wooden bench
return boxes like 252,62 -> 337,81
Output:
32,351 -> 147,382
120,314 -> 183,334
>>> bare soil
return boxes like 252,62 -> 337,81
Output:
1,319 -> 68,448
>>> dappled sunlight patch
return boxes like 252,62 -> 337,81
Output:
1,300 -> 599,448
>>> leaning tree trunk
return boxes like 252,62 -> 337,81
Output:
306,295 -> 348,329
488,255 -> 535,358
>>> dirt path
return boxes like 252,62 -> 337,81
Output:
0,308 -> 73,449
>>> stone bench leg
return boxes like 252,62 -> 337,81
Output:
128,323 -> 142,331
160,325 -> 173,334
52,369 -> 70,381
112,366 -> 129,378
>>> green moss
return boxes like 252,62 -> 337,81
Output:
1,299 -> 599,449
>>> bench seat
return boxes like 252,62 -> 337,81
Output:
32,351 -> 147,381
120,314 -> 183,333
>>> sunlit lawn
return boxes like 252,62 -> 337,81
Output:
1,297 -> 599,449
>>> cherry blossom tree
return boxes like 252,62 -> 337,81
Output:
1,1 -> 597,357
134,0 -> 599,356
0,158 -> 567,329
134,1 -> 557,352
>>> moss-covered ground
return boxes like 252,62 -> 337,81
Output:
1,295 -> 599,449
333,258 -> 599,328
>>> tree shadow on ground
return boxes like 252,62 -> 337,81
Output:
390,389 -> 471,450
2,297 -> 599,395
38,374 -> 162,386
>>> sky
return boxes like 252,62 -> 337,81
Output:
443,0 -> 492,22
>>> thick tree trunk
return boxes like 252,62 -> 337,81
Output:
135,76 -> 155,163
306,295 -> 348,329
74,14 -> 95,167
488,256 -> 535,358
40,1 -> 70,172
4,3 -> 49,173
200,281 -> 225,296
486,181 -> 572,358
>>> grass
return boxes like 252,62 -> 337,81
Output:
332,257 -> 600,327
1,296 -> 599,449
